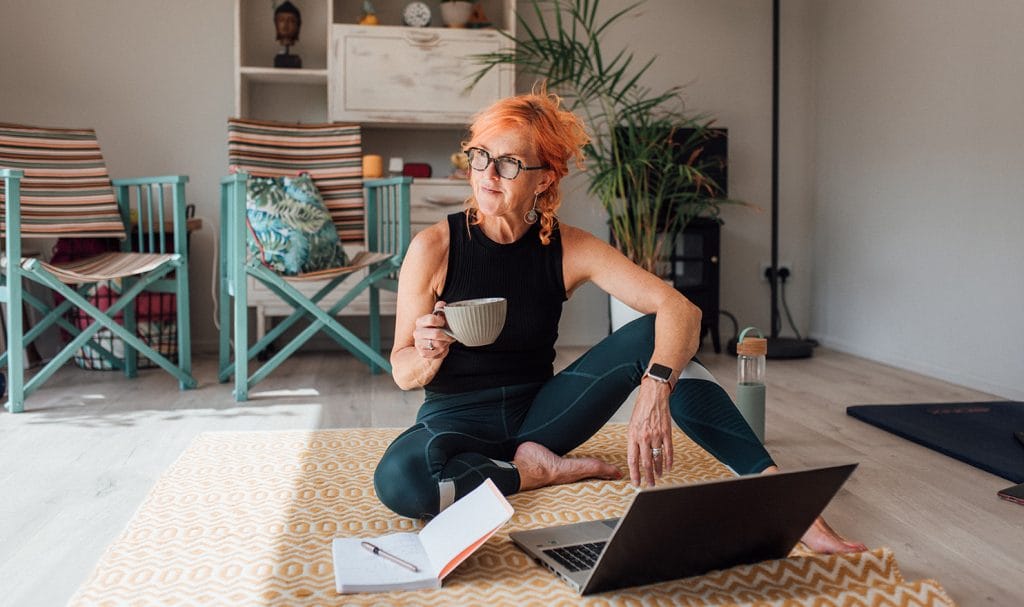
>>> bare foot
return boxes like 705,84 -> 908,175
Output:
800,516 -> 868,554
513,441 -> 622,492
760,465 -> 867,554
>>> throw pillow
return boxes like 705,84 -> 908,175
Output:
245,173 -> 348,275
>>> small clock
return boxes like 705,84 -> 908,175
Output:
402,1 -> 432,27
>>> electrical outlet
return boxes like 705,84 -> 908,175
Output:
760,262 -> 792,282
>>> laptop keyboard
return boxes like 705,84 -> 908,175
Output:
543,541 -> 607,572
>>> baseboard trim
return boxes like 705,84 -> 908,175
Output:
816,334 -> 1023,401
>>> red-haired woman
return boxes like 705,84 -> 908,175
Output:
374,89 -> 864,554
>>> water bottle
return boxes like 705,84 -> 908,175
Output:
736,327 -> 767,443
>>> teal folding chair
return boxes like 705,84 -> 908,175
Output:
0,123 -> 195,413
217,119 -> 411,401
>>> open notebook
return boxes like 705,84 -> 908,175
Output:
332,479 -> 514,593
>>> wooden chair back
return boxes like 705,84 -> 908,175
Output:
227,118 -> 364,242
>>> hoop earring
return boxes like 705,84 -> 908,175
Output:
524,193 -> 539,224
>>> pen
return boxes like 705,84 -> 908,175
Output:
361,541 -> 420,572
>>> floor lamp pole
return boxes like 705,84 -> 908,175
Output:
767,0 -> 814,359
770,0 -> 780,339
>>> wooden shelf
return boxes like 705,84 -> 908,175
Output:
239,67 -> 329,85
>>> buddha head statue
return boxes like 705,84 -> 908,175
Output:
274,1 -> 302,48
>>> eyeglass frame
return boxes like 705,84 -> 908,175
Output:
464,147 -> 548,180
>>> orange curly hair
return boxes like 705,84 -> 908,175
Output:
463,86 -> 589,244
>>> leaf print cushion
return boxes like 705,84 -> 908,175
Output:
245,174 -> 348,275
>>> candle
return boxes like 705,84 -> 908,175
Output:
362,155 -> 383,178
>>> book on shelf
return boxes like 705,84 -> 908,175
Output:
332,478 -> 514,593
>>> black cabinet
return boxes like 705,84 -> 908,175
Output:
666,217 -> 721,352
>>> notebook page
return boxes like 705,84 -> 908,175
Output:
418,479 -> 514,580
332,532 -> 437,592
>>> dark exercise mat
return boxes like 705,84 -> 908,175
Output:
846,401 -> 1024,483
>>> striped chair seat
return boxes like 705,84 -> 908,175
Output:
280,251 -> 393,282
1,252 -> 175,284
26,252 -> 177,284
0,123 -> 126,239
227,119 -> 364,242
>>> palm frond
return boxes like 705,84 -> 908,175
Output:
470,0 -> 738,272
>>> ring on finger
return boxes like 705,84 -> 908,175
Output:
425,339 -> 435,351
651,446 -> 663,458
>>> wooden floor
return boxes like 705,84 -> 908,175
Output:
0,347 -> 1019,606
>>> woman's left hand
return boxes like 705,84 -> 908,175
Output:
626,379 -> 674,487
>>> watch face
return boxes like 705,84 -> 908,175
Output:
648,363 -> 674,382
403,1 -> 432,27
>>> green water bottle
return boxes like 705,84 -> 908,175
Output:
736,327 -> 767,443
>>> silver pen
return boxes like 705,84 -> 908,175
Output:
361,541 -> 420,572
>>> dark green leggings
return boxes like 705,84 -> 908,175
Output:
374,315 -> 774,519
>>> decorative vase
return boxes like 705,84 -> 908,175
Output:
440,1 -> 475,28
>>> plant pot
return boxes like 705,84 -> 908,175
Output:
610,277 -> 675,332
609,295 -> 645,332
440,1 -> 474,28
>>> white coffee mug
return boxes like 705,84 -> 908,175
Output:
440,297 -> 507,347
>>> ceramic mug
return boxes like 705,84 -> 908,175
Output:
440,297 -> 507,347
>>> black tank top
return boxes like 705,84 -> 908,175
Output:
425,212 -> 567,393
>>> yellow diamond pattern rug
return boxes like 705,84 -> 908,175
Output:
70,425 -> 955,606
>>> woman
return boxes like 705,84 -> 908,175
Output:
374,90 -> 864,554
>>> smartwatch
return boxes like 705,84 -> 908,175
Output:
643,363 -> 675,389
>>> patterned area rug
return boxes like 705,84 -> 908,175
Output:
71,425 -> 954,606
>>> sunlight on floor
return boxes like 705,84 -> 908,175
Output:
251,388 -> 321,398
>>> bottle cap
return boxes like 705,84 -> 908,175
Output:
737,337 -> 767,357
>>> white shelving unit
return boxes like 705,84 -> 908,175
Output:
234,0 -> 515,123
233,0 -> 511,326
238,66 -> 329,85
235,0 -> 331,120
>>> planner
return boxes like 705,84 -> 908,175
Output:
331,479 -> 514,593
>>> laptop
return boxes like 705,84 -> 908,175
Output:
510,463 -> 857,595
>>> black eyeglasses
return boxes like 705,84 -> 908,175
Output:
464,147 -> 547,180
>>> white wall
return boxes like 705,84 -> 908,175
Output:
0,0 -> 235,352
809,0 -> 1024,399
4,1 -> 1016,399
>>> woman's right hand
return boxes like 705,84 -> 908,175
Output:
413,301 -> 455,359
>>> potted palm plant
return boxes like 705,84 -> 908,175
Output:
471,0 -> 733,279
